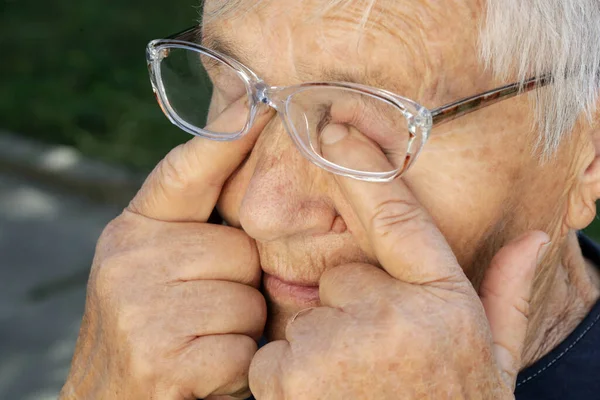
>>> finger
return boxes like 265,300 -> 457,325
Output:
121,218 -> 262,287
320,123 -> 465,286
170,281 -> 267,341
319,263 -> 395,309
168,224 -> 261,287
179,334 -> 258,399
248,340 -> 291,400
284,306 -> 350,344
129,98 -> 273,222
479,230 -> 550,388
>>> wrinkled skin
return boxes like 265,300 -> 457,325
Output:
60,0 -> 600,399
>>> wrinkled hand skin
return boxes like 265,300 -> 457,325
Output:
253,264 -> 502,399
59,99 -> 274,400
248,124 -> 550,400
60,214 -> 264,399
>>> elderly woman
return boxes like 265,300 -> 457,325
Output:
60,0 -> 600,399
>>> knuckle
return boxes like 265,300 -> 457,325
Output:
95,214 -> 130,254
370,300 -> 401,326
282,368 -> 310,397
447,304 -> 485,341
96,216 -> 120,247
91,247 -> 150,302
129,343 -> 161,386
116,309 -> 169,379
512,295 -> 531,320
239,286 -> 268,327
369,198 -> 427,240
157,144 -> 194,192
479,280 -> 502,301
94,212 -> 148,262
235,233 -> 261,284
321,263 -> 372,293
115,301 -> 147,335
320,264 -> 348,288
90,259 -> 119,300
93,252 -> 130,292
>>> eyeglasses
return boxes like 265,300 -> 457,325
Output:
146,26 -> 551,182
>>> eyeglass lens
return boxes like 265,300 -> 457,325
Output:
159,47 -> 251,136
158,46 -> 411,174
285,86 -> 410,173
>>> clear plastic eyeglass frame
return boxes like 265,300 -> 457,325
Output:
146,26 -> 552,182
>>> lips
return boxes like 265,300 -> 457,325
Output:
262,272 -> 321,305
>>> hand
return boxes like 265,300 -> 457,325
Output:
60,100 -> 273,400
249,124 -> 550,399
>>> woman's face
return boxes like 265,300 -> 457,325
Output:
204,0 -> 589,340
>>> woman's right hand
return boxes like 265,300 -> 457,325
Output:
59,100 -> 273,400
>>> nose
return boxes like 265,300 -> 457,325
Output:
238,122 -> 339,242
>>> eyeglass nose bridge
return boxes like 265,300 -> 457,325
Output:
252,81 -> 289,113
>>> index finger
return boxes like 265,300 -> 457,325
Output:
320,123 -> 466,286
129,99 -> 273,222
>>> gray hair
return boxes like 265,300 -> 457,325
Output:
481,0 -> 600,153
204,0 -> 600,153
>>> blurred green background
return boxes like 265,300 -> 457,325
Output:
0,0 -> 197,171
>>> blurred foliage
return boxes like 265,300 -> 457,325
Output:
0,0 -> 198,170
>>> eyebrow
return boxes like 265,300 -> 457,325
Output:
315,68 -> 402,92
173,25 -> 410,94
197,27 -> 256,71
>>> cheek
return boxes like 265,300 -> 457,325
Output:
405,122 -> 526,266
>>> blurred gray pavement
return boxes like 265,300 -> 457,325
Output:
0,135 -> 128,399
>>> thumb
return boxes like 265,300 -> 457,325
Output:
129,98 -> 273,222
479,231 -> 551,389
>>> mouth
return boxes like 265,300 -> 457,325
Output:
262,272 -> 320,305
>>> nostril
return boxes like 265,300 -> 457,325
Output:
239,182 -> 341,241
331,215 -> 348,234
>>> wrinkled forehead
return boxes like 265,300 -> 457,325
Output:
202,0 -> 485,105
204,0 -> 480,24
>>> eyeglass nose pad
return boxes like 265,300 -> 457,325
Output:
398,112 -> 431,176
253,82 -> 288,113
254,82 -> 272,106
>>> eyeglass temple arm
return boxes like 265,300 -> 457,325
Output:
165,25 -> 199,41
430,75 -> 553,126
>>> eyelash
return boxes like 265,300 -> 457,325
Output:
316,103 -> 333,135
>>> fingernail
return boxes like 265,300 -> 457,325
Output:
321,124 -> 348,145
289,307 -> 317,324
537,241 -> 551,265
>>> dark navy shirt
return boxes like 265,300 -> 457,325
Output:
243,235 -> 600,400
